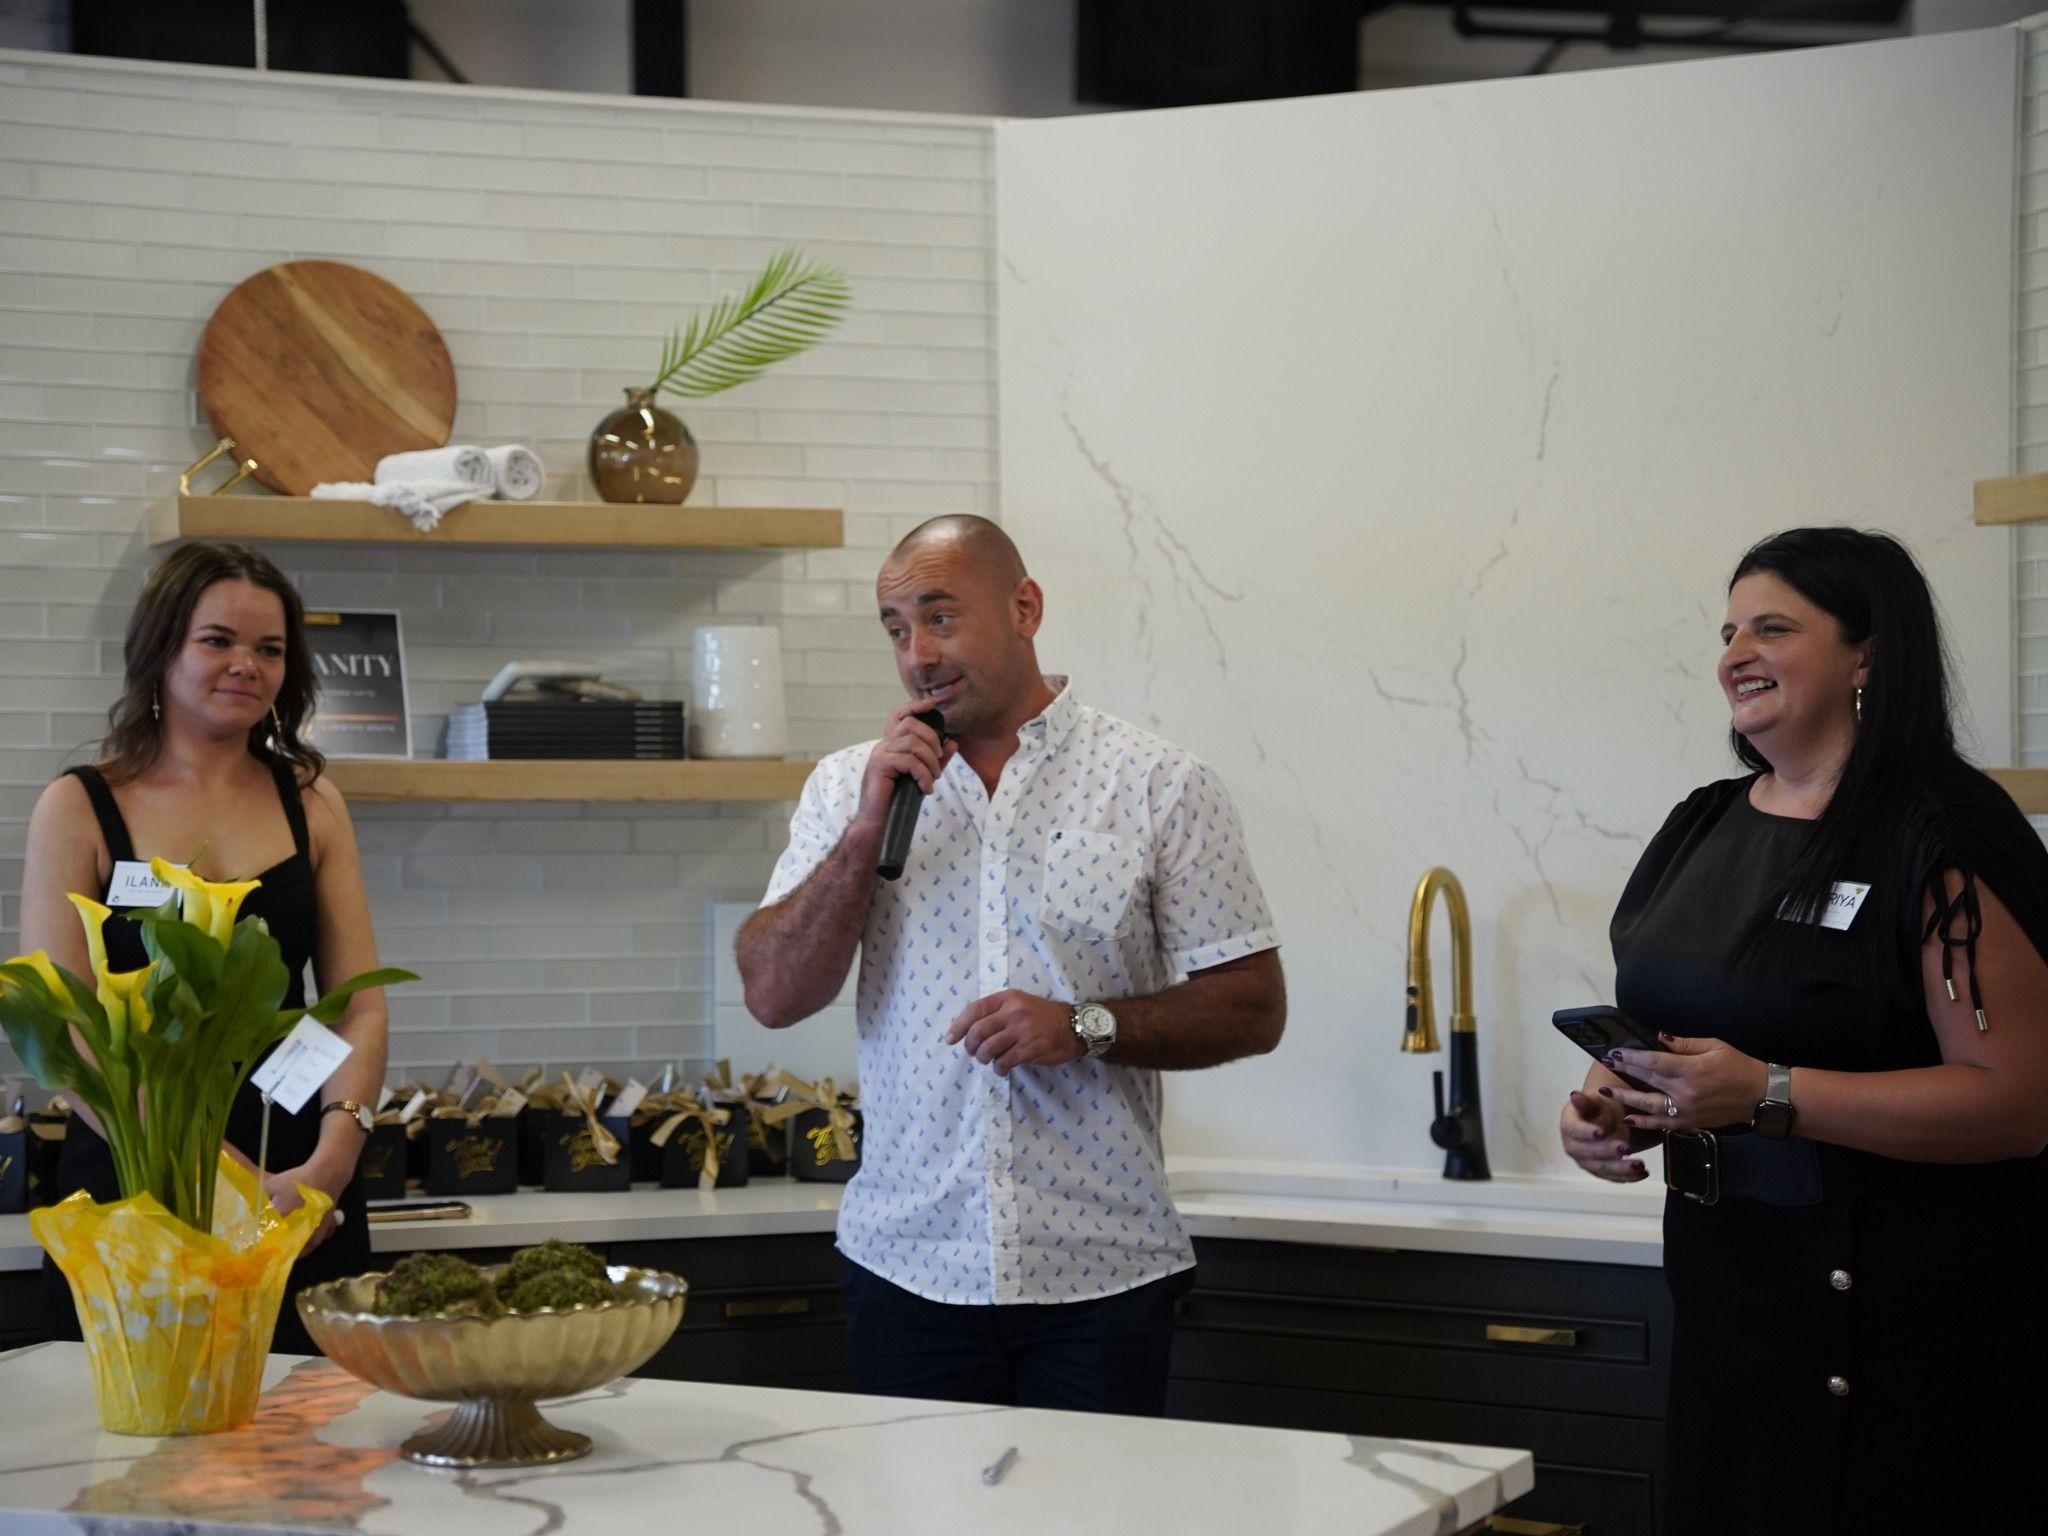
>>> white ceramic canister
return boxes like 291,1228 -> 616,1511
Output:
690,625 -> 788,759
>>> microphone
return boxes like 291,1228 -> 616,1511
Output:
876,709 -> 944,882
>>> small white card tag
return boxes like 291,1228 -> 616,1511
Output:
249,1018 -> 355,1115
1781,880 -> 1871,930
105,860 -> 180,909
608,1079 -> 648,1121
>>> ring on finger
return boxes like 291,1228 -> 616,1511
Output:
1662,1094 -> 1678,1118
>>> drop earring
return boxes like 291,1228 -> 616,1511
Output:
270,705 -> 284,739
1855,685 -> 1864,725
151,687 -> 160,722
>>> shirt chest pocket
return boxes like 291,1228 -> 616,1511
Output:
1037,828 -> 1145,940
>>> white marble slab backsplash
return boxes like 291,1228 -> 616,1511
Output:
998,27 -> 2017,1175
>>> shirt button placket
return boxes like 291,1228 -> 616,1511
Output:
979,784 -> 1021,1300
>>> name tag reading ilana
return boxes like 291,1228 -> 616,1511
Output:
249,1018 -> 355,1115
105,860 -> 181,908
1779,880 -> 1872,931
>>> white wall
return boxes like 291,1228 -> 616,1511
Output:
0,48 -> 993,1088
998,27 -> 2017,1177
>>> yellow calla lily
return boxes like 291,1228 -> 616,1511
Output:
1,949 -> 68,1001
97,963 -> 154,1048
149,858 -> 261,947
66,894 -> 112,980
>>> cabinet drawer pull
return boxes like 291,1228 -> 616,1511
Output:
1487,1518 -> 1585,1535
724,1296 -> 813,1320
1484,1323 -> 1580,1348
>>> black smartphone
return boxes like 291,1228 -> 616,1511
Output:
1551,1005 -> 1668,1093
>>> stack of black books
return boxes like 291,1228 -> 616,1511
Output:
445,699 -> 686,760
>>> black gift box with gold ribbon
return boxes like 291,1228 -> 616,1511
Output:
658,1101 -> 751,1190
354,1122 -> 410,1200
542,1110 -> 632,1192
425,1116 -> 518,1195
786,1105 -> 863,1183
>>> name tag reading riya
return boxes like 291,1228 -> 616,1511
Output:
104,860 -> 182,908
1780,880 -> 1872,931
250,1018 -> 355,1114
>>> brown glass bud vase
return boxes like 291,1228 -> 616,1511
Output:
588,387 -> 699,504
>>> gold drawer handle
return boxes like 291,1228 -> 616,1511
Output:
1484,1323 -> 1580,1348
723,1296 -> 813,1320
1488,1518 -> 1586,1535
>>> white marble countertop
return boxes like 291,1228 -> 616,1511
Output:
0,1341 -> 1532,1535
2,1160 -> 1664,1273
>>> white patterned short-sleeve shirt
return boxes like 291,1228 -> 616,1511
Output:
760,676 -> 1279,1305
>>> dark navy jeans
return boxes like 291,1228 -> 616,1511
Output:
840,1259 -> 1194,1415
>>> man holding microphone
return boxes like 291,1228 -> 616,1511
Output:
737,514 -> 1285,1415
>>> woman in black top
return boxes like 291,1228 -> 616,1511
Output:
20,540 -> 390,1356
1559,528 -> 2048,1533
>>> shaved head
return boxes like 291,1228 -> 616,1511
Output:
886,515 -> 1027,588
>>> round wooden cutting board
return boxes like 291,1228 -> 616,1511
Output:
197,260 -> 458,495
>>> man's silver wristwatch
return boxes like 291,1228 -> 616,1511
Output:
1752,1063 -> 1796,1140
1070,1002 -> 1117,1060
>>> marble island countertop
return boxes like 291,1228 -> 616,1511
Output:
2,1160 -> 1664,1273
0,1341 -> 1533,1536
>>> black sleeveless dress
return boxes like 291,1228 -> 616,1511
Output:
39,761 -> 371,1357
1611,767 -> 2047,1534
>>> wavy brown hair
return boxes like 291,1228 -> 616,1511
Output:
100,541 -> 325,788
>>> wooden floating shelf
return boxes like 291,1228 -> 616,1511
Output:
1974,473 -> 2048,527
1986,767 -> 2048,816
326,758 -> 814,804
149,495 -> 842,550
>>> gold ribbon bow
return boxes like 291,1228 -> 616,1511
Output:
523,1082 -> 570,1113
757,1072 -> 858,1162
429,1094 -> 509,1128
631,1089 -> 697,1128
558,1073 -> 620,1166
649,1095 -> 732,1191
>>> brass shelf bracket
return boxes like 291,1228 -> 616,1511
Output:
179,437 -> 259,497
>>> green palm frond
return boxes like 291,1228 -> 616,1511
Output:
649,248 -> 851,400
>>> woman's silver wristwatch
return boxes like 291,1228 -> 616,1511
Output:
1752,1063 -> 1796,1139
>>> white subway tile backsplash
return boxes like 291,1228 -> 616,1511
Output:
0,49 -> 993,1075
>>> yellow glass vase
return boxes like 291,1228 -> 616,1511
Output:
31,1153 -> 331,1436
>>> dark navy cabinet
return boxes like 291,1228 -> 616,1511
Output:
1168,1238 -> 1670,1536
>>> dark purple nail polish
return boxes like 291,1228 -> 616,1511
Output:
1597,1087 -> 1615,1098
1627,1160 -> 1645,1173
1658,1032 -> 1675,1044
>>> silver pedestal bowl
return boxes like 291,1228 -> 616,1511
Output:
297,1266 -> 686,1468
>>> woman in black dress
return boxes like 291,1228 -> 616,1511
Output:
20,540 -> 390,1356
1559,528 -> 2048,1533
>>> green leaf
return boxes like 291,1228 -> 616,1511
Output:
649,247 -> 850,401
300,967 -> 418,1025
138,912 -> 223,994
210,918 -> 294,1067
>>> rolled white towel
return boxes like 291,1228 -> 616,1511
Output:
484,444 -> 545,502
311,478 -> 485,534
375,445 -> 492,490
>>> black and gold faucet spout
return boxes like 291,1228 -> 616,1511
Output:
1404,866 -> 1491,1181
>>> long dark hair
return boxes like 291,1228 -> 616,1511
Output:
1727,527 -> 1959,989
100,541 -> 325,788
